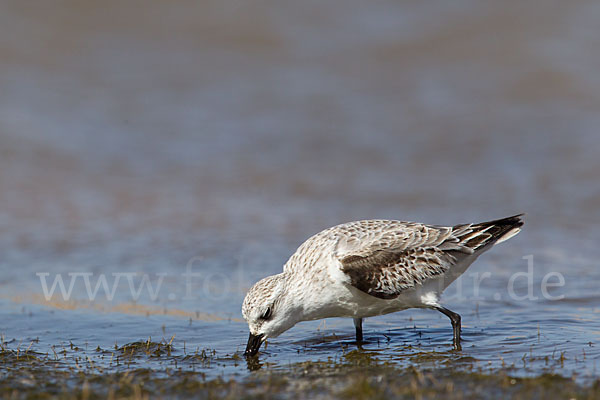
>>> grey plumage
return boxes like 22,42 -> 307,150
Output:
337,214 -> 524,299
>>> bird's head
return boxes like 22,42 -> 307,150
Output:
241,273 -> 298,356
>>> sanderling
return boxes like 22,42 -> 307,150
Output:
242,214 -> 523,356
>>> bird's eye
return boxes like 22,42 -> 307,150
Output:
260,307 -> 272,320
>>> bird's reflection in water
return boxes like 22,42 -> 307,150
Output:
246,356 -> 263,371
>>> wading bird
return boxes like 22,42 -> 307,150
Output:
242,214 -> 523,356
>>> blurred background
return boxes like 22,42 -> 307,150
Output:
0,0 -> 599,323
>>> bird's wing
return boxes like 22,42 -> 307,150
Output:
335,215 -> 523,299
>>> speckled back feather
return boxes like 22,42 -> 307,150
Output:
283,215 -> 523,300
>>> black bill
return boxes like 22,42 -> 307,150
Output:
244,333 -> 264,357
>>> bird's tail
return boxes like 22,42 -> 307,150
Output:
451,214 -> 524,252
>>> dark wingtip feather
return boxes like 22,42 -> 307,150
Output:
454,214 -> 524,251
477,213 -> 525,229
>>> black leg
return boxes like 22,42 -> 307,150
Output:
353,318 -> 363,343
435,306 -> 462,350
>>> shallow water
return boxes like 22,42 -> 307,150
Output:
1,0 -> 599,390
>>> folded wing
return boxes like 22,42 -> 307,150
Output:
336,215 -> 523,299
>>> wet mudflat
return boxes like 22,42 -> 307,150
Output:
1,297 -> 599,398
1,338 -> 599,399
